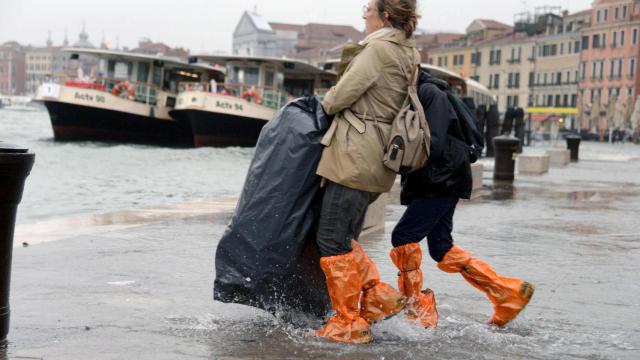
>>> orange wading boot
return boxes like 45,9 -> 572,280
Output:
351,240 -> 408,323
389,243 -> 438,328
316,252 -> 373,344
437,245 -> 535,326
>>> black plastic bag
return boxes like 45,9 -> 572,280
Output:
213,96 -> 331,317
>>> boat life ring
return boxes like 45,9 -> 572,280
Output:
111,81 -> 136,100
241,90 -> 262,104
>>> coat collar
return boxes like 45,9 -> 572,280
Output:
359,27 -> 416,48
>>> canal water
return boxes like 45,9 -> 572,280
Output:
0,107 -> 253,224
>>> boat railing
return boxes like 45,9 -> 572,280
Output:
176,82 -> 333,110
48,76 -> 164,106
178,82 -> 290,110
92,77 -> 161,106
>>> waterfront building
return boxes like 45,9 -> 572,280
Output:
578,0 -> 640,136
427,19 -> 513,79
473,33 -> 538,113
24,28 -> 100,95
0,41 -> 26,95
232,11 -> 363,59
415,32 -> 464,64
25,39 -> 69,95
132,38 -> 189,60
528,10 -> 591,133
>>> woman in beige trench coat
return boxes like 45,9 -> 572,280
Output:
314,0 -> 422,344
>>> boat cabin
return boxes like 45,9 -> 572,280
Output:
63,48 -> 224,107
187,55 -> 336,109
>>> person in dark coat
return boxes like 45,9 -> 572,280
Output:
388,70 -> 535,328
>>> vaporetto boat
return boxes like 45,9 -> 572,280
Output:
34,48 -> 224,146
170,55 -> 337,147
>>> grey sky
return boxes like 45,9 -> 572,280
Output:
1,0 -> 594,53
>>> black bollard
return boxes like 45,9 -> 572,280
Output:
493,136 -> 521,181
0,142 -> 35,344
566,135 -> 581,162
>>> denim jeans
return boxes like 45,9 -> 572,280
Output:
316,182 -> 377,257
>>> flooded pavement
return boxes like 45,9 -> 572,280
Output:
4,150 -> 639,360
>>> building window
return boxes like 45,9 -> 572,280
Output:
623,5 -> 628,18
610,60 -> 616,78
582,36 -> 589,50
563,94 -> 569,107
529,72 -> 534,86
596,10 -> 601,22
556,72 -> 562,85
633,29 -> 638,45
602,33 -> 607,48
604,8 -> 608,21
630,58 -> 636,78
493,74 -> 500,89
615,7 -> 619,20
613,31 -> 617,47
618,59 -> 623,78
621,31 -> 625,46
599,60 -> 605,80
591,61 -> 597,79
571,94 -> 577,107
593,34 -> 600,49
471,52 -> 482,66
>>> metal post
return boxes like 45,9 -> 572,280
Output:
0,142 -> 35,344
492,135 -> 521,181
566,135 -> 581,162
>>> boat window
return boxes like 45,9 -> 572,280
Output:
152,66 -> 162,86
98,59 -> 108,77
264,71 -> 274,88
137,62 -> 150,83
114,61 -> 132,79
244,68 -> 259,85
284,78 -> 314,97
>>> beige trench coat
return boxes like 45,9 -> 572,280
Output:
317,28 -> 421,193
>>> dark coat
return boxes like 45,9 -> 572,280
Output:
400,71 -> 473,205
